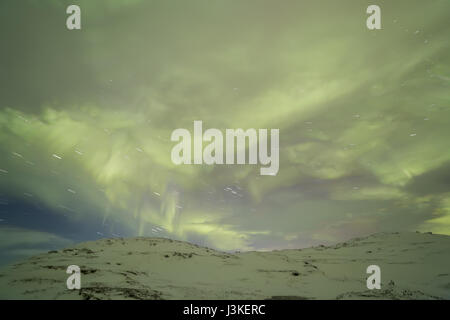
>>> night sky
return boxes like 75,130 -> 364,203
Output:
0,0 -> 449,266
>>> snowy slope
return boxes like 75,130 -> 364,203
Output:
0,232 -> 449,300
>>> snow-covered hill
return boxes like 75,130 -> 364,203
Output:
0,232 -> 449,299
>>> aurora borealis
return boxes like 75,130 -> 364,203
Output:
0,0 -> 449,266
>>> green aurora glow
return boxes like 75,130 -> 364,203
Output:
0,0 -> 449,258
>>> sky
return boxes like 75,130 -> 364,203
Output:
0,0 -> 449,266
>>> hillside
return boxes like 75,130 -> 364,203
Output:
0,232 -> 449,300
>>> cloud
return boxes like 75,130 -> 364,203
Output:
0,226 -> 73,249
0,0 -> 449,252
0,226 -> 73,266
418,194 -> 450,235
